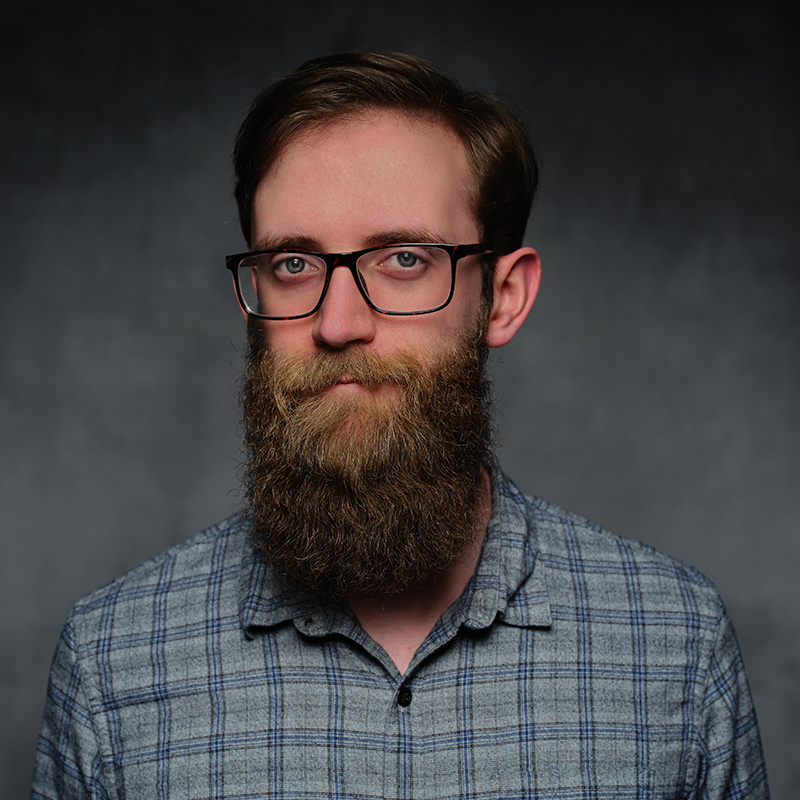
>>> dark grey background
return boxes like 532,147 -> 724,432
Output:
2,1 -> 797,796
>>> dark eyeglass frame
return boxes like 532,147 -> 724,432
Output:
225,242 -> 495,320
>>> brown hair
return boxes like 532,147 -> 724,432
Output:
233,50 -> 539,259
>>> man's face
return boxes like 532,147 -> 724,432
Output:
250,111 -> 486,372
241,111 -> 495,596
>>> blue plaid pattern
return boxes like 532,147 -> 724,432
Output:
32,470 -> 769,799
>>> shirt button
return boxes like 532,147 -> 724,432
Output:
397,686 -> 412,707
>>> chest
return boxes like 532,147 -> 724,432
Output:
96,621 -> 699,799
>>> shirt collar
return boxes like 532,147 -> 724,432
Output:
238,466 -> 552,638
457,465 -> 552,630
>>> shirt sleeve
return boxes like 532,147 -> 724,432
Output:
696,599 -> 770,799
31,622 -> 111,800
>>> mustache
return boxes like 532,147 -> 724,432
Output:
259,347 -> 438,397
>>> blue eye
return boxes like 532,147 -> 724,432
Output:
395,251 -> 419,268
284,257 -> 307,274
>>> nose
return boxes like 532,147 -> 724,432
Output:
311,264 -> 377,349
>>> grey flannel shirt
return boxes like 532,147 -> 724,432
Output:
32,470 -> 769,799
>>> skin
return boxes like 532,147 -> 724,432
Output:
248,110 -> 541,673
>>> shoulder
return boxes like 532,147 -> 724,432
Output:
493,474 -> 769,795
499,474 -> 723,623
65,514 -> 252,646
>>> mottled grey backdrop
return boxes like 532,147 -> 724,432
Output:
2,1 -> 797,796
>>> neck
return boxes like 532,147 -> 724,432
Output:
346,470 -> 492,675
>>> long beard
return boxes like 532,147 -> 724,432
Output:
240,322 -> 494,597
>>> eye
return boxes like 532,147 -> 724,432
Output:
362,246 -> 434,280
279,256 -> 308,274
394,251 -> 419,268
265,253 -> 323,284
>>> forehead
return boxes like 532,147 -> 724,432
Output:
251,111 -> 478,250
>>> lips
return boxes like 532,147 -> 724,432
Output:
317,374 -> 361,394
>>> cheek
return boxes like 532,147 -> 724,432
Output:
259,319 -> 315,357
443,267 -> 486,331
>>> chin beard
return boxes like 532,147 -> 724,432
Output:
240,321 -> 494,598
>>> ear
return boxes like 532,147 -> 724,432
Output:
485,247 -> 541,348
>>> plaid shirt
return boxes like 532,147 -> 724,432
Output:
33,469 -> 768,799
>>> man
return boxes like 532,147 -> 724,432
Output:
32,51 -> 768,799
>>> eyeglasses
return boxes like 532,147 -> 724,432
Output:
225,243 -> 494,320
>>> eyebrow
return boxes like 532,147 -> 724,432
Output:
251,234 -> 321,253
363,229 -> 452,248
252,228 -> 453,254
